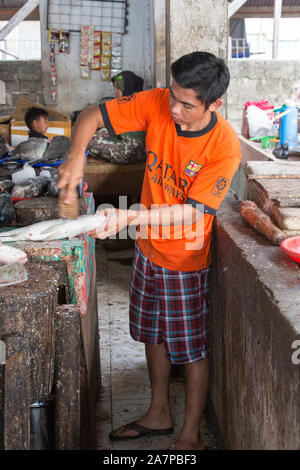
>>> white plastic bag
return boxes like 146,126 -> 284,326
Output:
12,162 -> 36,183
247,105 -> 273,138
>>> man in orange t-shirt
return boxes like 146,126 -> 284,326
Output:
57,51 -> 241,450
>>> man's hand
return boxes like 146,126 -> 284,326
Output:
57,155 -> 85,203
87,208 -> 131,239
56,106 -> 104,204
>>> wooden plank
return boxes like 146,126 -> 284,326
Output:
247,178 -> 300,207
0,0 -> 40,41
273,0 -> 282,59
245,161 -> 300,179
84,161 -> 145,197
54,305 -> 81,450
271,206 -> 300,231
3,336 -> 31,450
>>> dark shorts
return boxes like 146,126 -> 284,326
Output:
129,243 -> 211,364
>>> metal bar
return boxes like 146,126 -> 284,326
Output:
272,0 -> 282,59
165,0 -> 170,88
0,48 -> 19,59
228,0 -> 247,18
0,0 -> 40,41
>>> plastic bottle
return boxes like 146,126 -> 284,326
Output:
279,100 -> 299,149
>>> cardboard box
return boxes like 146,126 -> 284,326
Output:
13,95 -> 69,122
0,115 -> 12,142
10,119 -> 72,146
10,95 -> 71,146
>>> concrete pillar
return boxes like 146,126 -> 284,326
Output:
169,0 -> 228,67
153,0 -> 228,111
0,80 -> 5,104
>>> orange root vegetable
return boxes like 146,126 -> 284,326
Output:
239,200 -> 286,245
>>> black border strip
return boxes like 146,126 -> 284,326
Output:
186,198 -> 217,216
99,103 -> 117,137
175,111 -> 217,138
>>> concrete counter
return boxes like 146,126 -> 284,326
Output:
207,194 -> 300,450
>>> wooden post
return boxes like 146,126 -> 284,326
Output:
272,0 -> 282,59
54,305 -> 81,450
3,336 -> 31,450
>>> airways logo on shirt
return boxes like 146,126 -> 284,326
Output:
185,160 -> 203,177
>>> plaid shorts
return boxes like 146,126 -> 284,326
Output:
129,243 -> 211,364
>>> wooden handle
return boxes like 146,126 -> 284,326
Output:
58,188 -> 79,219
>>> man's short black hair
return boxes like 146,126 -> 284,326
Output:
171,51 -> 230,109
25,107 -> 49,130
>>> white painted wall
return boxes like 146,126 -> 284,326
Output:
39,0 -> 154,114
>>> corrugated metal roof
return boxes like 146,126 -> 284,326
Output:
246,0 -> 300,6
0,1 -> 27,6
0,1 -> 39,21
229,0 -> 300,6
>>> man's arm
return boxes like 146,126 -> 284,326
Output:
88,204 -> 203,239
57,106 -> 104,203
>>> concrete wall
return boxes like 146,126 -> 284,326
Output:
207,194 -> 300,450
0,60 -> 45,116
39,0 -> 154,115
227,59 -> 300,133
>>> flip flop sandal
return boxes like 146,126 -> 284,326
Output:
109,420 -> 174,441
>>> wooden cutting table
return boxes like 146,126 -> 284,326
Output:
84,159 -> 145,203
0,194 -> 100,450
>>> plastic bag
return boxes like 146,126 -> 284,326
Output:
247,105 -> 274,138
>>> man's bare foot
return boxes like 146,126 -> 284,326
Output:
169,434 -> 204,450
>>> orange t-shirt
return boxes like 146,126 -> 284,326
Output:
100,88 -> 241,271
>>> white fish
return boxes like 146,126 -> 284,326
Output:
0,213 -> 108,242
0,243 -> 28,265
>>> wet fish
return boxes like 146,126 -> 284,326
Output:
0,212 -> 107,242
0,134 -> 9,159
11,176 -> 50,198
0,180 -> 14,193
0,243 -> 27,265
43,136 -> 71,161
12,138 -> 48,162
47,173 -> 83,198
0,191 -> 15,224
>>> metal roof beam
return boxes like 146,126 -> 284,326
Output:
0,0 -> 39,41
228,0 -> 248,18
272,0 -> 282,58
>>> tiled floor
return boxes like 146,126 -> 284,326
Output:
95,243 -> 217,451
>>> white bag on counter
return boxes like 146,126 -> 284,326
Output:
12,162 -> 36,183
247,105 -> 274,138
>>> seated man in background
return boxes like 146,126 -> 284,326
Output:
87,70 -> 146,164
25,107 -> 49,140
